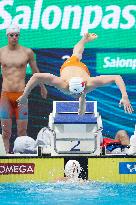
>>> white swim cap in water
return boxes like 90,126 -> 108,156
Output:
69,77 -> 85,94
6,24 -> 20,35
64,160 -> 81,179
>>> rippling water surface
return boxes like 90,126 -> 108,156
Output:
0,181 -> 136,205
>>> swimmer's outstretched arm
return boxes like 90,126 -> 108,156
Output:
17,73 -> 68,104
72,33 -> 98,60
87,75 -> 134,113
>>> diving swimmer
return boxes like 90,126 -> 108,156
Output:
17,33 -> 134,115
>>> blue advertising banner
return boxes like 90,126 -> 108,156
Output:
119,162 -> 136,174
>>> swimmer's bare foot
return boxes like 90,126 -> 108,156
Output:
83,33 -> 98,43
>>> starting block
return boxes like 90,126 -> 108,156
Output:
48,101 -> 103,156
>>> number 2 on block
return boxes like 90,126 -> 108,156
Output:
70,141 -> 80,151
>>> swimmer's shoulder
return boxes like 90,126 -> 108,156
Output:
0,46 -> 8,52
0,46 -> 8,59
55,177 -> 87,183
21,46 -> 34,55
21,46 -> 35,59
54,177 -> 68,182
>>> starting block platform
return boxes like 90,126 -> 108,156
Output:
49,101 -> 102,156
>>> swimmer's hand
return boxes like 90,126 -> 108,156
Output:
40,84 -> 48,99
119,96 -> 134,114
83,33 -> 98,43
17,95 -> 28,105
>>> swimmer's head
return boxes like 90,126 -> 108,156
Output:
6,24 -> 20,35
64,160 -> 81,179
115,130 -> 129,146
69,77 -> 85,95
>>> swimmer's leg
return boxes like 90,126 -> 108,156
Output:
16,103 -> 28,136
1,119 -> 12,153
72,33 -> 97,60
16,120 -> 28,136
72,36 -> 86,60
0,94 -> 12,153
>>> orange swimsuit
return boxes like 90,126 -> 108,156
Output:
60,55 -> 90,75
0,91 -> 28,120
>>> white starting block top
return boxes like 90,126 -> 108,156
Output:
49,101 -> 102,156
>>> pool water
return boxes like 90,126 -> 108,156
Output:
0,181 -> 136,205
